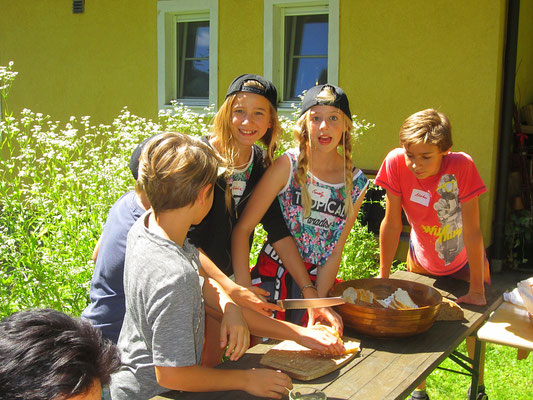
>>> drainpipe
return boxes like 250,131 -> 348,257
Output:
491,0 -> 520,273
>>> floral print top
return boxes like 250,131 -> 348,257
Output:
278,148 -> 368,266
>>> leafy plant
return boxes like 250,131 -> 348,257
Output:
0,63 -> 211,318
505,209 -> 533,269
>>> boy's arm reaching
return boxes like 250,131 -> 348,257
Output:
379,191 -> 403,278
458,197 -> 486,305
155,364 -> 292,399
201,271 -> 250,361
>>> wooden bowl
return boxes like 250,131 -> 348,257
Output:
329,278 -> 442,338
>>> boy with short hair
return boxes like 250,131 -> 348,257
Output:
375,109 -> 490,400
110,132 -> 344,400
0,308 -> 120,400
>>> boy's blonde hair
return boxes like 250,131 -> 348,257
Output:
211,79 -> 282,212
294,86 -> 355,218
136,132 -> 220,217
399,108 -> 452,151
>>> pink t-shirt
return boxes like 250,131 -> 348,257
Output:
375,148 -> 486,275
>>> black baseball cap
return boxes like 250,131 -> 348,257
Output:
299,84 -> 352,120
225,74 -> 278,110
129,133 -> 161,180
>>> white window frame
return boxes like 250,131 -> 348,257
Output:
264,0 -> 339,113
157,0 -> 218,113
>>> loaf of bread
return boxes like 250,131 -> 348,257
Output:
311,324 -> 361,355
436,298 -> 464,321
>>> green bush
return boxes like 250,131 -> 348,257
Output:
0,62 -> 379,319
0,63 -> 212,318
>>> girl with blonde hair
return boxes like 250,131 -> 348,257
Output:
232,84 -> 369,328
189,74 -> 308,318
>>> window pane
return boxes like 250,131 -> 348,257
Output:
284,14 -> 328,101
293,15 -> 328,56
177,21 -> 209,99
185,22 -> 210,58
287,57 -> 328,100
181,60 -> 209,98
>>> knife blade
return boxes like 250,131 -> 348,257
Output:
276,297 -> 345,310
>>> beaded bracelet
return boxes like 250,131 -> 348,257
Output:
301,283 -> 316,292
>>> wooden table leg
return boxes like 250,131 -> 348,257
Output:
469,336 -> 482,400
517,349 -> 530,360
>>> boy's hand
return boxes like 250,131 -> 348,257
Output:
244,368 -> 292,399
307,307 -> 343,336
456,291 -> 486,306
220,303 -> 250,361
294,325 -> 345,356
230,285 -> 283,316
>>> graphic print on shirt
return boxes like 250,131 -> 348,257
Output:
297,184 -> 346,229
431,174 -> 464,265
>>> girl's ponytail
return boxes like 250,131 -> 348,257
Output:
294,113 -> 313,217
342,118 -> 355,219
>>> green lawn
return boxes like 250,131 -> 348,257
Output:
425,341 -> 533,400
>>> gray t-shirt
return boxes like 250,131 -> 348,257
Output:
110,212 -> 205,400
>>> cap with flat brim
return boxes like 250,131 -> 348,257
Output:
129,133 -> 161,180
299,84 -> 352,120
225,74 -> 278,110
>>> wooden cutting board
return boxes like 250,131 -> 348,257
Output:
259,337 -> 360,381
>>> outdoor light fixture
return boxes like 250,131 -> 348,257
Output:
73,0 -> 85,14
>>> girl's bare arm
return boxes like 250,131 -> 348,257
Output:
231,156 -> 290,286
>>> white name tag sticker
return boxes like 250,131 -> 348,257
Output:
231,180 -> 246,197
309,184 -> 331,203
410,189 -> 430,207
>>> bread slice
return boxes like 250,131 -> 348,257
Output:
392,288 -> 419,309
342,287 -> 358,304
375,299 -> 388,308
342,287 -> 375,304
436,298 -> 464,321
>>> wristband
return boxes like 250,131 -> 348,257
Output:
301,283 -> 316,292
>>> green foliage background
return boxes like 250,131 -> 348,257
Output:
0,63 -> 380,319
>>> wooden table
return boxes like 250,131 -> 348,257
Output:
153,270 -> 529,400
477,300 -> 533,360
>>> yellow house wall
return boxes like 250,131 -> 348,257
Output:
0,0 -> 157,124
1,0 -> 517,253
218,0 -> 264,104
516,0 -> 533,109
339,0 -> 507,248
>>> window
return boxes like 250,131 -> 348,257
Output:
284,13 -> 328,101
264,0 -> 339,109
157,0 -> 218,111
176,18 -> 209,99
